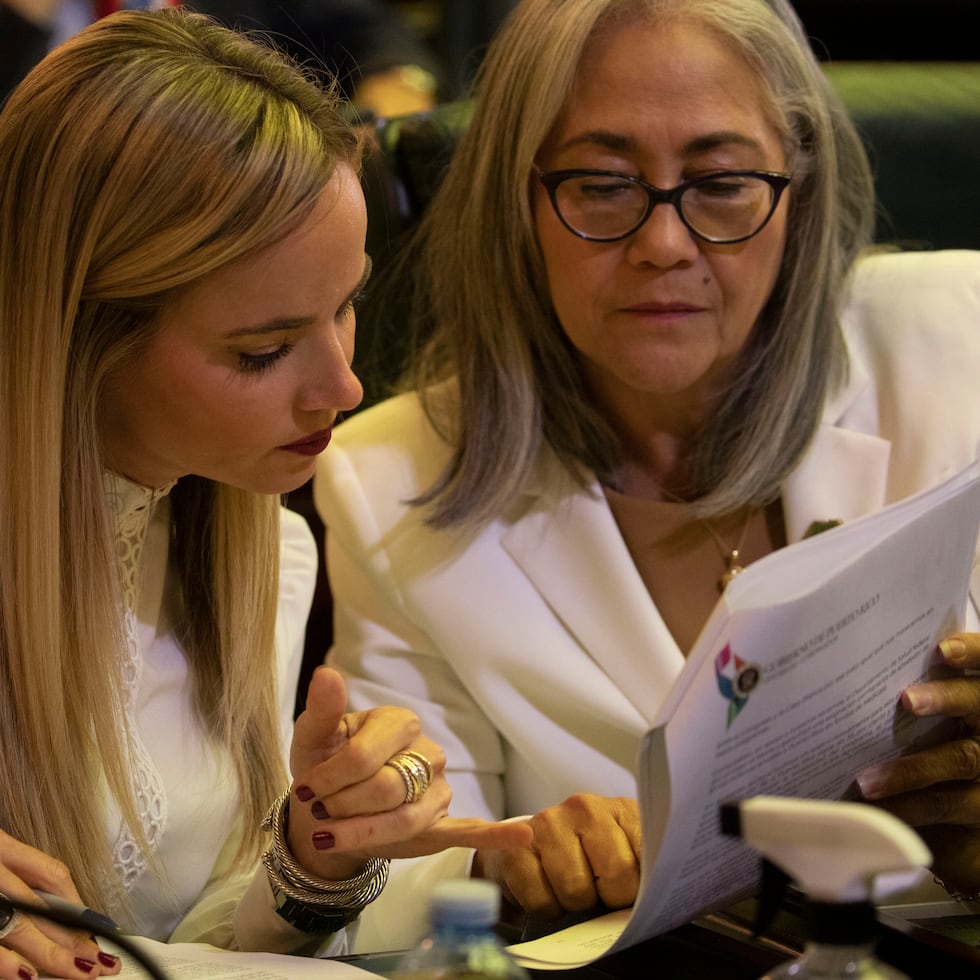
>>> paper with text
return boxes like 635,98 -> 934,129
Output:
508,462 -> 980,969
42,937 -> 376,980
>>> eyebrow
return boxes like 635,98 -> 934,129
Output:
223,254 -> 373,339
556,129 -> 766,156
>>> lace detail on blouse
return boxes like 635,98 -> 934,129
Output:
105,472 -> 176,892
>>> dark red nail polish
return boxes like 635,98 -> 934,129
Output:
18,968 -> 34,980
312,830 -> 336,850
311,801 -> 329,820
98,952 -> 118,968
294,784 -> 315,802
74,958 -> 95,974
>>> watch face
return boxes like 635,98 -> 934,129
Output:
271,888 -> 358,935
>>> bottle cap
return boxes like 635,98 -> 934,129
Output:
429,880 -> 501,928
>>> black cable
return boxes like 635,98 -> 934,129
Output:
0,896 -> 170,980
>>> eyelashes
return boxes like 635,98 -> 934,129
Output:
235,290 -> 366,375
238,342 -> 294,374
344,282 -> 370,316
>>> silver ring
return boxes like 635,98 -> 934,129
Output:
384,750 -> 433,804
0,894 -> 19,941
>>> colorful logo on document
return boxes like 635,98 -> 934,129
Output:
715,643 -> 760,728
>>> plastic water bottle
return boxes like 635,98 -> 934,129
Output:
389,880 -> 531,980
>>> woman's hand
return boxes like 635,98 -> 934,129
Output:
472,794 -> 641,919
0,831 -> 121,979
286,666 -> 532,881
855,632 -> 980,895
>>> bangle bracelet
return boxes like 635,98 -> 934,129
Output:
933,875 -> 980,903
261,790 -> 390,932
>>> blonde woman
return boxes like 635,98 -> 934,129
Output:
0,10 -> 528,980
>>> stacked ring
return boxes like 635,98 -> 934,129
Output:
385,750 -> 433,804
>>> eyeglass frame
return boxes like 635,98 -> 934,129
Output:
534,167 -> 793,245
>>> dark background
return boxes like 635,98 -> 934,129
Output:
393,0 -> 979,101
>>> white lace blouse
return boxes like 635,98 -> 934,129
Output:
104,473 -> 324,949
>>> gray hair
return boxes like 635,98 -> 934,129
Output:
406,0 -> 874,526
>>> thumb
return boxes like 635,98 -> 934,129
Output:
290,665 -> 349,773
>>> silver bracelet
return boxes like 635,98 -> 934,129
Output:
261,790 -> 390,911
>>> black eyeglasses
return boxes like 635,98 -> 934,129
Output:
535,168 -> 792,245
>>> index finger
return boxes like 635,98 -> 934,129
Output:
384,817 -> 534,858
0,831 -> 83,904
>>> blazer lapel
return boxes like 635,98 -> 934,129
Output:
782,424 -> 891,543
503,475 -> 685,725
500,344 -> 892,724
782,343 -> 891,543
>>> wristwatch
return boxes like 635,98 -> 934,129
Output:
268,879 -> 361,935
261,790 -> 388,934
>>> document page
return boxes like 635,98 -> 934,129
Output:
506,910 -> 631,970
509,462 -> 980,969
43,937 -> 377,980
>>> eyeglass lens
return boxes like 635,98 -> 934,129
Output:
553,173 -> 779,243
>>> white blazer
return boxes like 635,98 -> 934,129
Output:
316,249 -> 980,951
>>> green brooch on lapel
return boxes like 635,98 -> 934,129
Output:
803,519 -> 843,539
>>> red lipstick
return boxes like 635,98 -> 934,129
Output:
280,428 -> 332,456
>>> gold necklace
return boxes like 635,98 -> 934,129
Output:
700,508 -> 755,594
654,482 -> 756,594
614,472 -> 758,595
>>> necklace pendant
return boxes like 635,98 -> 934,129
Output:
718,550 -> 745,594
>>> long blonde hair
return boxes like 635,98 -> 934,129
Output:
402,0 -> 874,526
0,9 -> 360,916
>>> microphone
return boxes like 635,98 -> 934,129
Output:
0,895 -> 170,980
